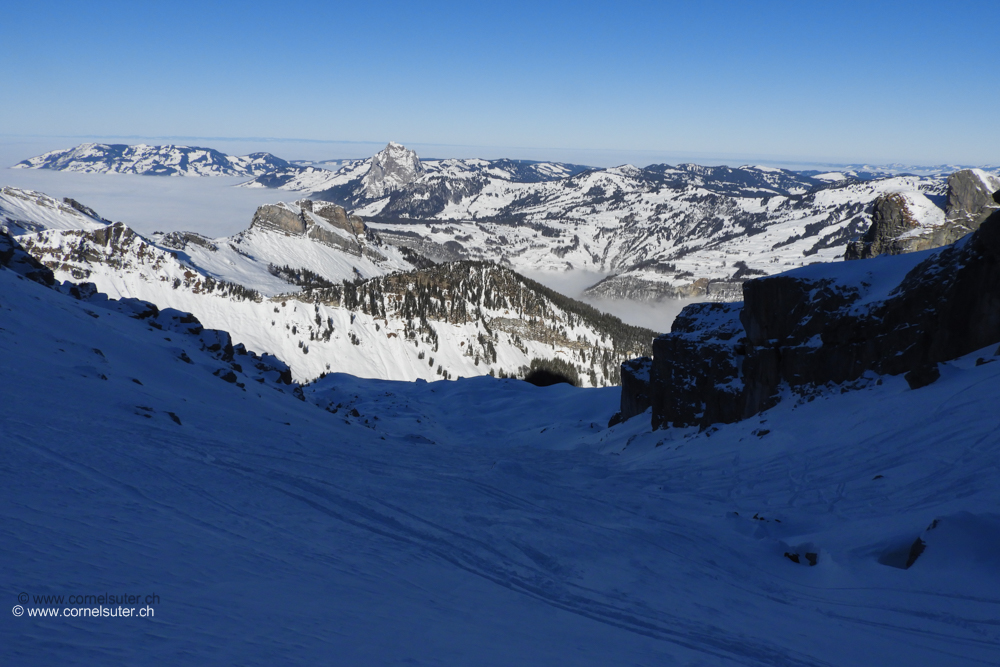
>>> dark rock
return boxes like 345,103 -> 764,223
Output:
0,231 -> 56,285
878,536 -> 926,569
845,174 -> 1000,262
617,356 -> 652,422
905,363 -> 940,389
648,302 -> 747,429
214,369 -> 238,384
62,197 -> 105,222
946,170 -> 1000,228
845,193 -> 923,259
523,369 -> 575,387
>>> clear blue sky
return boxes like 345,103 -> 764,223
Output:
1,0 -> 996,166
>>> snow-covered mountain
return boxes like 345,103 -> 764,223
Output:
6,187 -> 652,386
13,143 -> 291,176
237,142 -> 593,194
237,143 -> 965,301
4,214 -> 1000,666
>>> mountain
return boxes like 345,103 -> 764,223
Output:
6,187 -> 651,386
14,141 -> 994,303
240,143 -> 956,301
237,142 -> 594,195
13,143 -> 291,176
4,214 -> 1000,666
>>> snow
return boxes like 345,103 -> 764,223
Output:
0,186 -> 107,235
3,256 -> 1000,665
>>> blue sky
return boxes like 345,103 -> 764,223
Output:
1,0 -> 997,166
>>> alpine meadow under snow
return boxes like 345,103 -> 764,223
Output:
3,140 -> 1000,666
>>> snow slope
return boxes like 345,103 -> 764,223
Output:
2,249 -> 999,666
0,186 -> 108,235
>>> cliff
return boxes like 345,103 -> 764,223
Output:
622,191 -> 1000,429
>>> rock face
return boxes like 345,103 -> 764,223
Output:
0,230 -> 56,285
846,170 -> 1000,261
637,203 -> 1000,429
616,356 -> 653,422
946,169 -> 1000,227
360,142 -> 425,199
251,204 -> 307,235
249,200 -> 385,260
845,193 -> 925,258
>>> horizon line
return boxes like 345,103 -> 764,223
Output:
1,133 -> 995,172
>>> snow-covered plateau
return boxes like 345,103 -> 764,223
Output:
2,207 -> 1000,665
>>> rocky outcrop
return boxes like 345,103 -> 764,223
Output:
639,200 -> 1000,429
845,193 -> 928,259
846,170 -> 1000,261
251,204 -> 307,235
360,142 -> 424,199
248,200 -> 386,261
946,169 -> 1000,227
307,200 -> 367,236
0,230 -> 56,285
613,357 -> 653,423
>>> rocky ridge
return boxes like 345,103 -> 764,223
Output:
8,187 -> 647,386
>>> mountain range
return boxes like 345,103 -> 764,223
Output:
14,143 -> 290,176
1,185 -> 652,386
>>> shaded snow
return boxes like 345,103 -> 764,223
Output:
2,257 -> 1000,665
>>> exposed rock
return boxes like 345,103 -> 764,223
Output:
946,169 -> 1000,228
360,142 -> 425,199
905,363 -> 940,390
617,357 -> 652,421
639,208 -> 1000,429
158,231 -> 218,252
845,173 -> 1000,261
309,201 -> 366,236
248,200 -> 385,261
649,302 -> 746,428
0,230 -> 57,285
251,204 -> 306,235
845,193 -> 925,259
62,197 -> 106,222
